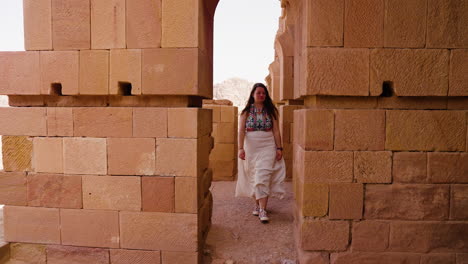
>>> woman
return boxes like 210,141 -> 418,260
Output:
235,83 -> 286,223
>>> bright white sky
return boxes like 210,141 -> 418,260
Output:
0,0 -> 281,84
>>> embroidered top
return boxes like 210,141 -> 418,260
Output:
245,104 -> 273,131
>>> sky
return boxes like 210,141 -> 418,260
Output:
0,0 -> 281,84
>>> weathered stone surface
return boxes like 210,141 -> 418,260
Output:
10,243 -> 46,264
365,184 -> 450,220
354,151 -> 392,183
304,0 -> 344,46
305,48 -> 369,96
386,111 -> 466,151
47,108 -> 73,136
352,221 -> 389,252
175,176 -> 198,213
393,152 -> 428,183
300,151 -> 353,183
451,185 -> 468,220
428,153 -> 467,183
295,109 -> 334,151
329,183 -> 363,219
27,173 -> 82,209
83,175 -> 141,211
0,52 -> 40,95
220,106 -> 237,123
162,0 -> 198,47
449,49 -> 468,96
142,176 -> 175,212
210,160 -> 236,180
4,206 -> 60,244
46,245 -> 109,264
427,0 -> 468,48
161,251 -> 198,264
210,143 -> 235,162
126,0 -> 162,48
384,0 -> 427,48
120,211 -> 198,251
301,183 -> 328,217
110,49 -> 142,95
52,0 -> 91,50
301,220 -> 349,251
110,249 -> 160,264
0,108 -> 47,136
23,0 -> 52,50
306,95 -> 377,109
344,0 -> 384,47
168,108 -> 212,138
458,254 -> 468,264
91,0 -> 125,49
79,50 -> 109,95
0,171 -> 27,205
370,49 -> 449,96
61,209 -> 119,248
155,138 -> 198,177
421,254 -> 456,264
40,51 -> 79,95
331,252 -> 420,264
389,222 -> 468,253
74,107 -> 132,137
377,96 -> 448,110
133,107 -> 168,138
63,137 -> 107,175
297,250 -> 329,264
32,137 -> 63,173
335,110 -> 385,151
108,138 -> 155,175
448,98 -> 468,110
2,136 -> 33,172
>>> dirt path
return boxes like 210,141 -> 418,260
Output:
203,181 -> 297,264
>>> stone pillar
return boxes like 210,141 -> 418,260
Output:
203,100 -> 238,181
0,0 -> 219,263
292,0 -> 468,263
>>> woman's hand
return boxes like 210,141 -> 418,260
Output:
239,149 -> 246,160
276,149 -> 283,161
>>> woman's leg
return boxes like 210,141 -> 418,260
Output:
258,196 -> 269,210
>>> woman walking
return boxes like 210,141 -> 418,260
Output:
235,83 -> 286,223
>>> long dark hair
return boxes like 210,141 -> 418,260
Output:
241,83 -> 278,120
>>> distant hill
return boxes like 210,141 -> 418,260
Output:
213,78 -> 254,109
0,96 -> 7,106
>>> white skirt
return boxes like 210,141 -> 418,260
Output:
235,131 -> 286,199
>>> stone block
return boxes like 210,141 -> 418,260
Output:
365,184 -> 450,220
0,52 -> 40,94
297,250 -> 329,264
352,221 -> 389,252
393,152 -> 427,183
448,98 -> 468,110
427,0 -> 468,48
168,108 -> 212,138
27,173 -> 82,209
10,243 -> 46,264
384,0 -> 427,48
386,111 -> 466,151
220,106 -> 237,123
306,95 -> 377,109
354,151 -> 392,183
8,95 -> 45,107
46,245 -> 109,264
335,110 -> 385,151
161,251 -> 198,264
203,105 -> 221,122
0,108 -> 47,136
74,107 -> 133,137
301,220 -> 349,251
175,176 -> 198,213
61,209 -> 119,248
210,160 -> 236,180
120,211 -> 198,251
110,249 -> 161,264
304,48 -> 369,96
210,143 -> 235,162
142,176 -> 175,212
370,49 -> 450,96
301,183 -> 328,217
32,137 -> 63,173
133,108 -> 168,138
162,0 -> 198,47
110,49 -> 142,95
449,49 -> 468,96
23,0 -> 52,50
79,50 -> 109,95
82,175 -> 141,211
91,0 -> 125,49
108,138 -> 155,175
142,48 -> 200,96
199,168 -> 212,201
329,183 -> 363,219
0,172 -> 27,206
40,51 -> 79,95
47,108 -> 73,136
155,138 -> 198,177
344,0 -> 384,47
215,122 -> 235,143
4,206 -> 60,244
458,254 -> 468,264
51,0 -> 90,50
331,252 -> 420,264
2,136 -> 33,172
63,137 -> 107,175
428,153 -> 467,183
389,221 -> 468,253
421,254 -> 456,264
126,0 -> 162,48
304,0 -> 344,46
295,109 -> 334,150
377,96 -> 448,110
450,185 -> 468,220
300,151 -> 353,183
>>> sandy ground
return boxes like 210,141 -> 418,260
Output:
203,181 -> 297,264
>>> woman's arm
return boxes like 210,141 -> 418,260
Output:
272,117 -> 283,161
238,112 -> 247,160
